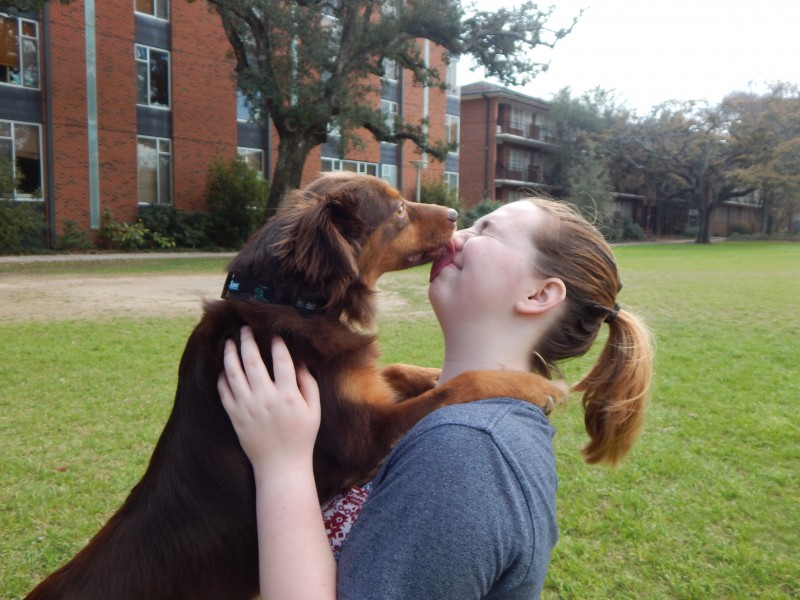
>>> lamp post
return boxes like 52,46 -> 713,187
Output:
410,159 -> 428,202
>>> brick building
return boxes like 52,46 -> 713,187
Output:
459,81 -> 556,208
0,1 -> 458,247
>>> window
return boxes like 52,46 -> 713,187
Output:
508,149 -> 531,172
381,99 -> 398,133
445,114 -> 459,149
322,158 -> 378,176
237,90 -> 257,122
509,107 -> 533,132
381,164 -> 398,188
135,44 -> 170,108
238,147 -> 264,176
0,120 -> 42,198
134,0 -> 169,20
137,136 -> 171,204
0,15 -> 39,88
382,58 -> 399,81
445,57 -> 459,96
444,171 -> 458,195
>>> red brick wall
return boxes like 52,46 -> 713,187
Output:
459,94 -> 498,207
47,1 -> 91,232
95,3 -> 138,223
172,2 -> 236,211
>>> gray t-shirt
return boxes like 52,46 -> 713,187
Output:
337,398 -> 558,599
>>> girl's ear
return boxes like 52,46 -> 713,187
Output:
515,278 -> 567,315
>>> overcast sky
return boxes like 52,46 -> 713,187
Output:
457,0 -> 800,114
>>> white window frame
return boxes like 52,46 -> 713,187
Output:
322,158 -> 378,176
381,164 -> 398,188
381,58 -> 399,82
135,44 -> 171,109
445,114 -> 460,150
0,119 -> 43,199
444,171 -> 459,195
137,135 -> 172,205
381,99 -> 399,133
508,149 -> 531,172
445,57 -> 459,96
0,15 -> 40,89
237,147 -> 264,177
134,0 -> 170,21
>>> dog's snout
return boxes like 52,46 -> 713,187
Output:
447,208 -> 458,222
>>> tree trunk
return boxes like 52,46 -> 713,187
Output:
696,201 -> 714,243
265,132 -> 316,218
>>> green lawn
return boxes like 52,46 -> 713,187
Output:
1,242 -> 798,599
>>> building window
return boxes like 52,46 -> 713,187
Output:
445,56 -> 459,96
137,136 -> 171,204
237,90 -> 258,122
381,99 -> 398,133
0,15 -> 39,89
444,171 -> 458,195
322,158 -> 378,176
381,164 -> 398,188
135,44 -> 170,108
238,147 -> 264,176
508,149 -> 531,172
0,120 -> 42,198
445,114 -> 459,150
509,107 -> 533,133
381,58 -> 399,81
134,0 -> 169,20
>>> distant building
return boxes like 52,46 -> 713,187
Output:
459,81 -> 556,208
0,2 -> 455,247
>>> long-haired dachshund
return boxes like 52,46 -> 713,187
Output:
26,173 -> 563,600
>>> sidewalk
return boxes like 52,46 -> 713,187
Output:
0,252 -> 237,264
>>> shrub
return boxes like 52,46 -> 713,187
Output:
0,200 -> 46,253
59,220 -> 95,251
138,204 -> 210,249
460,199 -> 503,229
204,157 -> 269,248
98,208 -> 176,250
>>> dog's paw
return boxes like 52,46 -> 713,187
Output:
381,364 -> 441,400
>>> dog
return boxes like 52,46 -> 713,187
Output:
26,173 -> 563,600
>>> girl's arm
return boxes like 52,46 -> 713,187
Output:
218,326 -> 336,600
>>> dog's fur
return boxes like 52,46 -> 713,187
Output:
26,173 -> 562,600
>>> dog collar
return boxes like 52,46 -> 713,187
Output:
221,272 -> 322,314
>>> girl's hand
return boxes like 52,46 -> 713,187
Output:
218,326 -> 321,478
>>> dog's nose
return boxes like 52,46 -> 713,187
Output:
447,209 -> 458,222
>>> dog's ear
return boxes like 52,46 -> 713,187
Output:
273,192 -> 368,305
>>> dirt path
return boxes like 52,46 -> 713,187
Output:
0,270 -> 416,323
0,272 -> 229,322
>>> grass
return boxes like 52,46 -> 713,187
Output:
1,242 -> 799,598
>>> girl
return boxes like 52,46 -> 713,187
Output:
219,198 -> 653,599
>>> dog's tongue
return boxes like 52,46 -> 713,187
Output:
429,240 -> 456,282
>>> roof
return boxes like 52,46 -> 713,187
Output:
460,81 -> 550,108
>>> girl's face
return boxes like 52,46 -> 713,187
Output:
428,201 -> 550,323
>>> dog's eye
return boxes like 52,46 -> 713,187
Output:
396,204 -> 405,216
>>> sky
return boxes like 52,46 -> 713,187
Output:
457,0 -> 800,114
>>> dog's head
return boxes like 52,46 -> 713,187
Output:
226,172 -> 457,325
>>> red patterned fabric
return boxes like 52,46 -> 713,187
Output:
322,483 -> 372,558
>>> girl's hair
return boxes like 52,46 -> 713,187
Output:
526,198 -> 654,466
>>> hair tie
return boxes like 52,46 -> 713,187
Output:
604,303 -> 621,324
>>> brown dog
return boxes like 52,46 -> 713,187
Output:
26,173 -> 563,600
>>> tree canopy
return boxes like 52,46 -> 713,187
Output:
205,0 -> 580,210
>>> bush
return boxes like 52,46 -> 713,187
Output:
460,199 -> 503,229
0,200 -> 46,253
59,220 -> 95,251
138,204 -> 210,249
97,209 -> 176,250
204,157 -> 269,248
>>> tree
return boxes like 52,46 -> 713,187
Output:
622,102 -> 755,243
721,85 -> 800,233
204,0 -> 580,211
